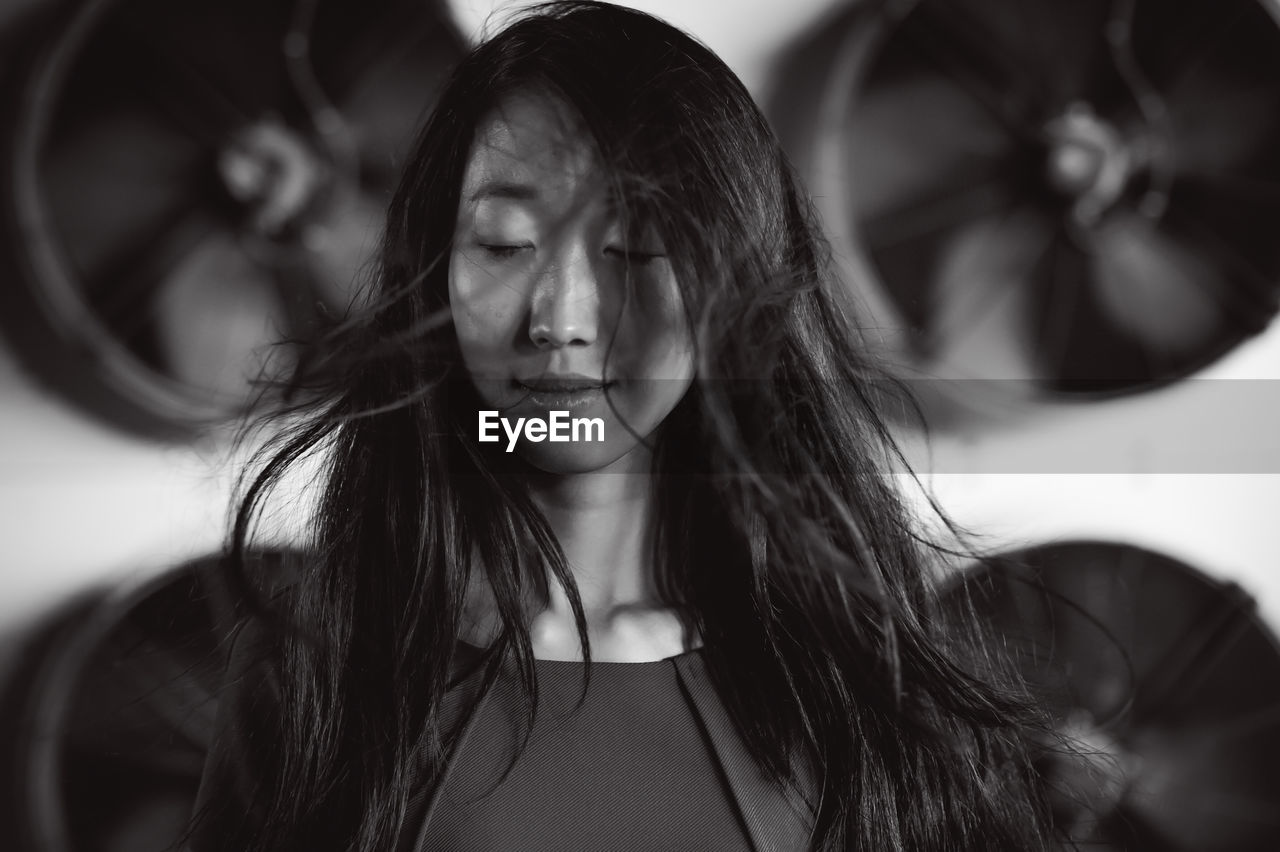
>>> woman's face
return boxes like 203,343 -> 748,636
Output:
449,91 -> 695,474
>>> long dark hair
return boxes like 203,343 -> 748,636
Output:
199,2 -> 1056,850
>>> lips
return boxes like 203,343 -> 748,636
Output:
515,374 -> 611,393
513,374 -> 613,410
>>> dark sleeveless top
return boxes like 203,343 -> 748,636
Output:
421,650 -> 753,850
192,625 -> 818,852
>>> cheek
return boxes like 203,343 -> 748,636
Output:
608,277 -> 695,439
449,252 -> 525,363
614,271 -> 695,381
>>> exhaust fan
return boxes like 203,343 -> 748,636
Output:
773,0 -> 1280,406
949,541 -> 1280,850
0,0 -> 462,437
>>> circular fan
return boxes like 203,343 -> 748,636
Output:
948,541 -> 1280,850
0,0 -> 463,437
1,558 -> 230,852
0,552 -> 295,852
773,0 -> 1280,406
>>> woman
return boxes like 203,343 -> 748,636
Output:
191,2 -> 1056,850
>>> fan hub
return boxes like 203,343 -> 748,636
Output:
1044,103 -> 1132,225
1054,715 -> 1139,817
217,120 -> 333,237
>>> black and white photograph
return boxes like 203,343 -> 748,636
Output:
1,0 -> 1278,849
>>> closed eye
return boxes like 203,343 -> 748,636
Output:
605,246 -> 665,264
478,243 -> 532,259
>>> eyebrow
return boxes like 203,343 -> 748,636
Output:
466,180 -> 540,203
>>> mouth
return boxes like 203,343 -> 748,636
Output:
513,375 -> 614,409
515,374 -> 612,392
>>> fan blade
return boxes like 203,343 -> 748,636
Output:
110,15 -> 254,148
1146,0 -> 1280,177
107,0 -> 293,118
1042,547 -> 1143,720
1095,801 -> 1188,852
308,0 -> 461,190
312,0 -> 453,101
1129,0 -> 1247,94
1023,229 -> 1131,390
961,543 -> 1280,850
43,108 -> 207,280
850,73 -> 1013,224
151,232 -> 289,399
335,53 -> 441,190
1123,724 -> 1280,850
89,205 -> 218,336
889,0 -> 1042,139
1167,75 -> 1280,177
1136,587 -> 1257,719
958,0 -> 1112,105
294,189 -> 386,312
1088,210 -> 1225,357
1160,179 -> 1280,328
858,171 -> 1012,252
921,207 -> 1055,380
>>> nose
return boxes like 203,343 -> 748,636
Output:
528,249 -> 600,349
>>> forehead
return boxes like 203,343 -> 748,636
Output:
460,91 -> 603,206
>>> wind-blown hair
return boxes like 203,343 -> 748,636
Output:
197,2 -> 1055,850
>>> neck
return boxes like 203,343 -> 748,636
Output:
526,464 -> 659,616
465,445 -> 695,661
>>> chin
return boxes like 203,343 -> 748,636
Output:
516,439 -> 650,475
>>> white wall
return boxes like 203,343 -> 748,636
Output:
0,348 -> 234,626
